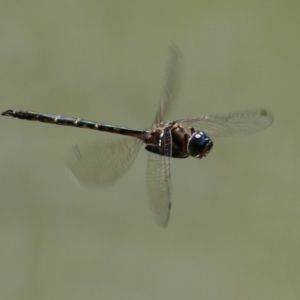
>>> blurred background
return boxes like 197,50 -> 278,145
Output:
1,1 -> 299,299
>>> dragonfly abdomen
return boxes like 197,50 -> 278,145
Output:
2,109 -> 148,139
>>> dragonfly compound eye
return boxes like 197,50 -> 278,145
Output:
187,131 -> 213,159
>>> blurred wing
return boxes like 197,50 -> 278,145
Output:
154,45 -> 182,125
177,109 -> 273,138
65,137 -> 143,187
147,128 -> 172,228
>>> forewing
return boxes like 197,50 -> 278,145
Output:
154,45 -> 182,125
65,137 -> 143,187
147,129 -> 172,228
178,109 -> 273,138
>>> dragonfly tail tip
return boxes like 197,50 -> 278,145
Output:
1,110 -> 14,116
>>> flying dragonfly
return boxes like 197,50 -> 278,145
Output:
2,46 -> 273,227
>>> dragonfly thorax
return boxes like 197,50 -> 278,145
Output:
187,129 -> 213,159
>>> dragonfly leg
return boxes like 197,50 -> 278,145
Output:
145,145 -> 188,158
145,145 -> 162,155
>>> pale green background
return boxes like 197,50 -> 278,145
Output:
1,1 -> 299,300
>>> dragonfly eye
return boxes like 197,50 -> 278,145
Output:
187,131 -> 213,159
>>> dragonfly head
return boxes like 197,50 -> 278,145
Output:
187,130 -> 213,159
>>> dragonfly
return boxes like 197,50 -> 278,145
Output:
2,46 -> 273,227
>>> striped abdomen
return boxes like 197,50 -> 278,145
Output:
2,109 -> 148,140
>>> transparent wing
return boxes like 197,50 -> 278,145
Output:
177,109 -> 273,139
154,45 -> 182,126
65,137 -> 143,187
146,128 -> 172,228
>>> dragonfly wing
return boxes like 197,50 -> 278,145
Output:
146,128 -> 172,228
65,137 -> 143,187
154,45 -> 182,125
178,109 -> 273,138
